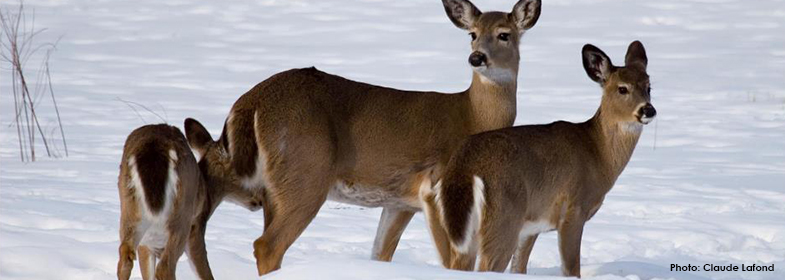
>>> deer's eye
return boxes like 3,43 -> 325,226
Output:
469,32 -> 477,41
498,33 -> 510,41
618,86 -> 629,95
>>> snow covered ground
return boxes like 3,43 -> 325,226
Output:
1,0 -> 783,279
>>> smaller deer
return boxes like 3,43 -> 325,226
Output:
117,124 -> 263,280
421,41 -> 656,277
117,124 -> 204,280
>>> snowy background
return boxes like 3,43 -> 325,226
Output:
1,0 -> 783,279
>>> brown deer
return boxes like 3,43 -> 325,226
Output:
421,41 -> 656,277
183,0 -> 542,275
117,124 -> 264,280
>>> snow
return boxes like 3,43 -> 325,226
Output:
1,0 -> 783,279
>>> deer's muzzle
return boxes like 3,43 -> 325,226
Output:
638,103 -> 656,124
468,51 -> 487,67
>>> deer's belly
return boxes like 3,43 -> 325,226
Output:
327,181 -> 420,210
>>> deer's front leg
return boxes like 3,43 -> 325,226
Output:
511,233 -> 539,274
371,207 -> 414,261
558,210 -> 586,277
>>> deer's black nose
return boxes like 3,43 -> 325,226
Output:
468,51 -> 486,67
640,103 -> 657,118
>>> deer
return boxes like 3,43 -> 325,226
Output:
420,41 -> 656,277
182,0 -> 542,275
117,124 -> 264,280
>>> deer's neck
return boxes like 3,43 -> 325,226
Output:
589,109 -> 643,183
464,71 -> 517,134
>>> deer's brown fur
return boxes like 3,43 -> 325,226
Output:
117,124 -> 264,280
117,124 -> 204,280
422,41 -> 656,277
184,0 -> 542,274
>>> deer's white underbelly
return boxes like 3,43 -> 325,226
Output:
327,181 -> 419,209
518,219 -> 555,239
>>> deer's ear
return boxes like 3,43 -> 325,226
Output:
582,44 -> 613,85
184,118 -> 213,155
442,0 -> 481,30
511,0 -> 541,31
625,40 -> 648,70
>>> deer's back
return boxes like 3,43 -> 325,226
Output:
228,67 -> 468,189
446,121 -> 603,216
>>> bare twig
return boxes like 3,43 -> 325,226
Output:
46,49 -> 67,156
14,41 -> 52,157
1,0 -> 66,161
156,103 -> 169,124
11,65 -> 25,161
116,97 -> 168,124
653,118 -> 658,151
119,98 -> 149,124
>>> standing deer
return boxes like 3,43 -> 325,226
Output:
421,41 -> 656,277
183,0 -> 542,275
117,124 -> 264,280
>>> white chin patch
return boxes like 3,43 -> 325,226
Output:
640,116 -> 654,124
474,67 -> 514,85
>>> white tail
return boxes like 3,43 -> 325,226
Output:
126,149 -> 178,223
437,176 -> 485,254
117,124 -> 208,280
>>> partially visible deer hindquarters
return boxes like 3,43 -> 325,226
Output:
420,176 -> 457,268
428,41 -> 656,277
116,124 -> 209,280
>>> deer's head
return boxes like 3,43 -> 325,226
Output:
442,0 -> 541,84
583,41 -> 656,126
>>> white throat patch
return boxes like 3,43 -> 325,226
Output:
619,121 -> 644,134
475,67 -> 515,85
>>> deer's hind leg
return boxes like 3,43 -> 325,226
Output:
117,223 -> 136,280
154,219 -> 190,280
428,217 -> 456,268
449,240 -> 478,271
252,171 -> 333,275
117,174 -> 140,280
477,213 -> 523,272
419,175 -> 459,268
155,177 -> 197,280
137,245 -> 155,280
186,205 -> 217,280
251,128 -> 336,275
